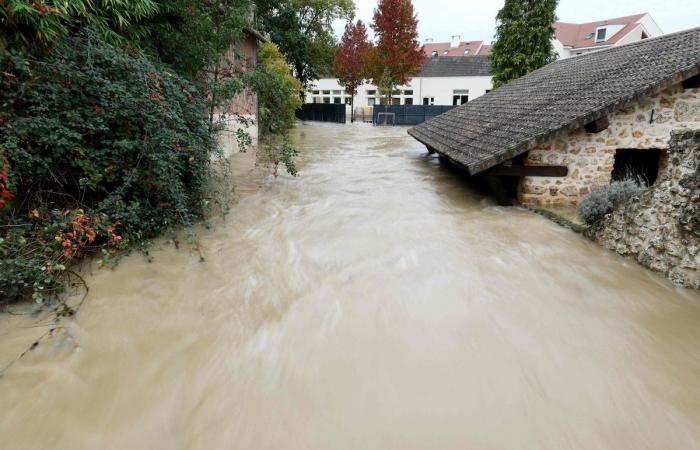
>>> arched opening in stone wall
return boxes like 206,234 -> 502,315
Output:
611,149 -> 663,186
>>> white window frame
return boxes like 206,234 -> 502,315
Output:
595,27 -> 607,43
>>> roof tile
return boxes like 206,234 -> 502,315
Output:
408,28 -> 700,175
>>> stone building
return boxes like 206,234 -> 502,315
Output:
596,130 -> 700,289
408,27 -> 700,207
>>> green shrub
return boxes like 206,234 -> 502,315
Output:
0,31 -> 215,304
578,180 -> 646,225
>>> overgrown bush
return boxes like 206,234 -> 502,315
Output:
248,42 -> 303,175
0,32 -> 215,304
578,180 -> 646,225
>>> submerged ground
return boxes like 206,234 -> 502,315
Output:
1,122 -> 700,449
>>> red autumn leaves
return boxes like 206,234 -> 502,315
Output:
368,0 -> 424,89
333,0 -> 424,110
334,20 -> 372,99
59,212 -> 122,258
0,153 -> 14,209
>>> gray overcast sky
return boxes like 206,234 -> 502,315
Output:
333,0 -> 700,42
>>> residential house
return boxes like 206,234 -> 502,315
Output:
421,36 -> 492,57
553,13 -> 663,59
409,28 -> 700,207
306,52 -> 493,108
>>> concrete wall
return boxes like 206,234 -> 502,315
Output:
215,32 -> 260,158
305,75 -> 493,107
221,32 -> 258,117
519,84 -> 700,206
595,129 -> 700,289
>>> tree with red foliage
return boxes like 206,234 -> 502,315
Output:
0,152 -> 13,210
334,20 -> 371,122
369,0 -> 424,105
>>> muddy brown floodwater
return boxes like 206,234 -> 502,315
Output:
2,122 -> 700,450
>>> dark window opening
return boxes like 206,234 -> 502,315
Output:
612,149 -> 662,186
683,74 -> 700,89
452,95 -> 468,106
641,31 -> 649,39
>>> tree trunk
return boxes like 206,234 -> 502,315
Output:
351,95 -> 354,123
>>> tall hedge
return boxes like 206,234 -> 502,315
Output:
0,32 -> 215,304
490,0 -> 558,88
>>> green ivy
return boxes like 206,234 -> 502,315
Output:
0,31 -> 215,304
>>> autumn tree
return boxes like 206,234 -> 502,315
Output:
333,20 -> 371,122
490,0 -> 558,88
368,0 -> 423,105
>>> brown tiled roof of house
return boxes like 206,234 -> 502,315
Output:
422,41 -> 488,57
408,28 -> 700,176
554,13 -> 647,49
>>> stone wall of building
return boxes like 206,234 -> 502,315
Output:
518,84 -> 700,206
594,130 -> 700,289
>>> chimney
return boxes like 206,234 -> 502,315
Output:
424,38 -> 434,43
450,35 -> 461,48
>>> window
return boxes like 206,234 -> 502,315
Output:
345,97 -> 352,105
431,51 -> 438,57
464,49 -> 470,55
333,90 -> 342,95
323,98 -> 331,104
612,149 -> 662,186
367,90 -> 377,96
443,50 -> 449,55
322,90 -> 331,95
391,98 -> 400,106
333,97 -> 342,104
453,95 -> 468,105
404,98 -> 413,105
313,90 -> 320,95
403,90 -> 413,96
392,90 -> 401,96
422,97 -> 434,106
596,28 -> 607,43
453,90 -> 469,105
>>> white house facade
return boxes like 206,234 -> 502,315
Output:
305,56 -> 493,107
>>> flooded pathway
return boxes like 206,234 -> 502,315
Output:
1,123 -> 700,449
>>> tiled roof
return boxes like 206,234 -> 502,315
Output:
422,41 -> 488,57
408,28 -> 700,176
554,13 -> 647,49
418,56 -> 492,77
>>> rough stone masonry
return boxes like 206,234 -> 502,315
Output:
595,129 -> 700,289
519,85 -> 700,206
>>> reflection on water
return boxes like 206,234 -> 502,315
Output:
1,122 -> 700,450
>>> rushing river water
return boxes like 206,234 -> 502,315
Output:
2,122 -> 700,450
